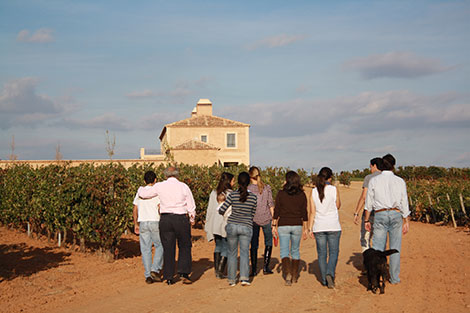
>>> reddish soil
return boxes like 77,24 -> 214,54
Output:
1,181 -> 469,313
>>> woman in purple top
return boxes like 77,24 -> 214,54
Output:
248,166 -> 275,276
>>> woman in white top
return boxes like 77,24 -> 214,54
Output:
204,172 -> 234,279
308,167 -> 341,289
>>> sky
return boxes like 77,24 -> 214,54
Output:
0,0 -> 469,171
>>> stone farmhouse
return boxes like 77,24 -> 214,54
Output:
0,99 -> 250,169
140,99 -> 250,167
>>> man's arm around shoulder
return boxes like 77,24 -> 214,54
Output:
138,183 -> 159,199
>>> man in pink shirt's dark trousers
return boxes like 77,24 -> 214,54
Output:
138,166 -> 196,285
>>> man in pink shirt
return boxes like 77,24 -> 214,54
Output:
138,166 -> 196,285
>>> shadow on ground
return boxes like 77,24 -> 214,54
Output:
308,260 -> 323,284
346,252 -> 363,271
346,252 -> 369,288
118,237 -> 141,259
118,234 -> 206,260
0,243 -> 71,282
190,257 -> 212,282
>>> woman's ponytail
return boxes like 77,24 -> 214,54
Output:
317,167 -> 333,202
238,172 -> 250,202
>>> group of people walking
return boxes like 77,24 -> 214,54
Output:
133,153 -> 409,288
205,166 -> 342,288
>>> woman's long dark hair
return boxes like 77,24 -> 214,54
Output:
216,172 -> 234,196
283,171 -> 303,195
216,172 -> 234,203
238,172 -> 250,202
317,167 -> 333,203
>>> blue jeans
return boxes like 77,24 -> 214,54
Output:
372,210 -> 403,284
314,231 -> 341,285
139,221 -> 163,278
278,225 -> 302,259
251,222 -> 273,254
226,223 -> 253,283
214,234 -> 228,257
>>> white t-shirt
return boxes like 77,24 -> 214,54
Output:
311,185 -> 341,232
133,186 -> 160,222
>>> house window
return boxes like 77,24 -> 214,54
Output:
201,135 -> 208,143
226,133 -> 236,148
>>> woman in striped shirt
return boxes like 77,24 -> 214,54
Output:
219,172 -> 257,286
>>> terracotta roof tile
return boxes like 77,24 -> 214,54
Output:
172,139 -> 220,151
166,115 -> 249,128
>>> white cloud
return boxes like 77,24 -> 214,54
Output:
343,51 -> 454,79
246,34 -> 306,50
223,90 -> 470,139
16,28 -> 55,43
0,77 -> 72,129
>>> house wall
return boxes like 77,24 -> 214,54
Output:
139,148 -> 166,161
167,126 -> 250,165
172,149 -> 219,166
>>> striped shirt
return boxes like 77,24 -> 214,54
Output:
218,191 -> 257,228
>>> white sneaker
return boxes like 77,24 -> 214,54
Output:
229,282 -> 236,287
241,280 -> 251,286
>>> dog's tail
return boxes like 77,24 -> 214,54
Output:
383,249 -> 399,256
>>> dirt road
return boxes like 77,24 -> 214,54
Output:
1,181 -> 469,313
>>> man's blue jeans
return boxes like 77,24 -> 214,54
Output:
314,231 -> 341,285
278,225 -> 302,259
139,221 -> 163,278
226,223 -> 253,283
214,234 -> 228,257
372,210 -> 403,284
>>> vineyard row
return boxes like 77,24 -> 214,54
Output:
0,163 -> 468,257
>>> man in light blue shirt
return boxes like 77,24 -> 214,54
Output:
364,154 -> 410,284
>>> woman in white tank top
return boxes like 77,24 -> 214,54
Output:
308,167 -> 341,289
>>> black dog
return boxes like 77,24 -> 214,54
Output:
363,248 -> 399,294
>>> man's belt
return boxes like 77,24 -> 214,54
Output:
161,213 -> 189,217
375,208 -> 400,213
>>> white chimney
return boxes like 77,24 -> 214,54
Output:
196,99 -> 212,116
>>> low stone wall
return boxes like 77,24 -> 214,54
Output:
0,159 -> 167,169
